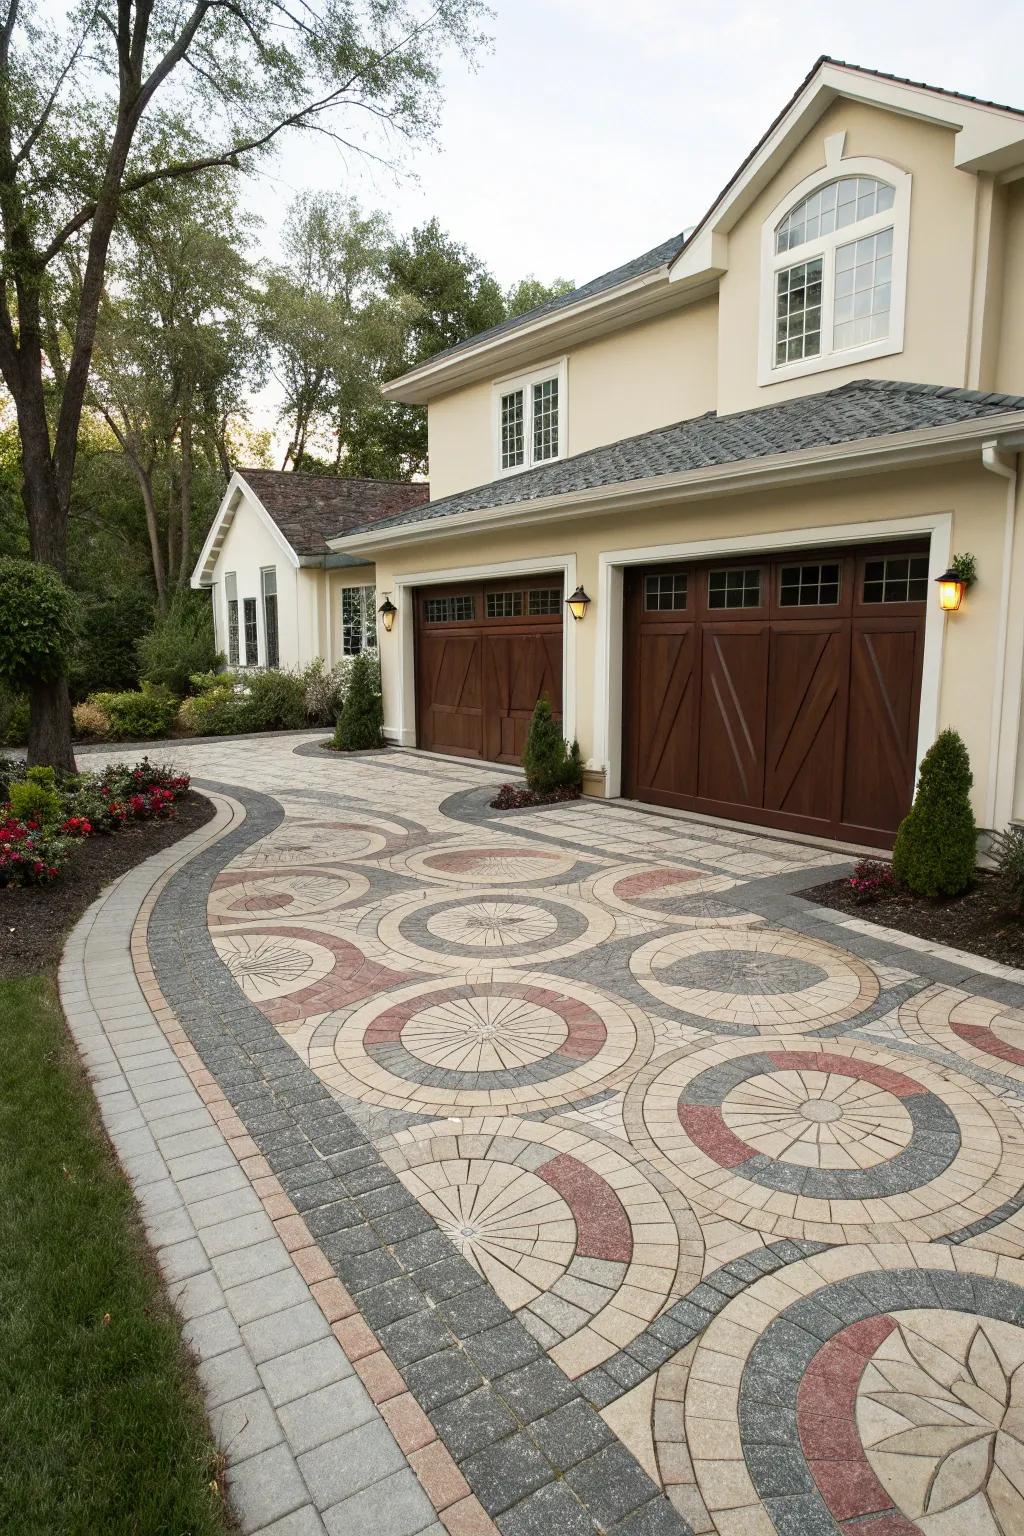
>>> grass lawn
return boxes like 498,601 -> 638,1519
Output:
0,975 -> 231,1534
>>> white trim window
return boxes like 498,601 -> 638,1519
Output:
261,566 -> 279,669
341,585 -> 377,657
493,359 -> 567,475
225,571 -> 239,667
759,157 -> 911,385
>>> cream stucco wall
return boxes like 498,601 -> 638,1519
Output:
716,99 -> 981,413
208,494 -> 377,671
371,459 -> 1015,825
425,298 -> 719,500
996,179 -> 1024,398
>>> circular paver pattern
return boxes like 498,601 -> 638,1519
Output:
901,983 -> 1024,1083
393,841 -> 581,887
680,1248 -> 1024,1536
208,869 -> 370,923
371,888 -> 616,972
629,926 -> 879,1033
230,815 -> 405,867
213,930 -> 336,1001
586,862 -> 756,928
383,1116 -> 703,1377
630,1035 -> 1024,1243
311,971 -> 654,1117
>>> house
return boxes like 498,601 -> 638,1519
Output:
192,470 -> 429,671
319,57 -> 1024,849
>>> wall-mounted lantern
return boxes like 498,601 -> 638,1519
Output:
377,593 -> 397,633
935,553 -> 976,614
566,585 -> 591,622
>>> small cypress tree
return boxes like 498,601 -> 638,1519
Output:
332,653 -> 384,751
522,696 -> 583,795
892,728 -> 977,899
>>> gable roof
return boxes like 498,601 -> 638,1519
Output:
331,381 -> 1024,549
236,470 -> 430,556
383,58 -> 1024,402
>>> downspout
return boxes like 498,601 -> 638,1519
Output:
981,440 -> 1019,829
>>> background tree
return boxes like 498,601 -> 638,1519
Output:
0,0 -> 486,767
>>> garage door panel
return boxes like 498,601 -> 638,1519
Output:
417,632 -> 483,757
629,627 -> 699,800
842,621 -> 923,837
482,632 -> 563,763
764,624 -> 849,827
698,625 -> 769,809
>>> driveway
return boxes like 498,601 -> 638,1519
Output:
69,734 -> 1024,1536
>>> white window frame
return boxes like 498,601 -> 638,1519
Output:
260,565 -> 279,669
491,357 -> 568,478
757,156 -> 911,387
340,583 -> 377,658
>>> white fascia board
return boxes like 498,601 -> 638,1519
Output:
330,413 -> 1024,555
190,470 -> 301,587
669,61 -> 1024,286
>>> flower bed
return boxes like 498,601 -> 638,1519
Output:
489,781 -> 582,810
0,756 -> 191,888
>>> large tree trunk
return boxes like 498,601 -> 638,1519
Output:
27,676 -> 75,771
178,409 -> 193,586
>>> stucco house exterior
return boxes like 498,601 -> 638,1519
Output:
198,57 -> 1024,851
192,470 -> 428,671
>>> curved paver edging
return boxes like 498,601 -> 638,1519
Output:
142,775 -> 698,1536
59,794 -> 449,1536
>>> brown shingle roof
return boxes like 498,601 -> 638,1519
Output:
238,469 -> 430,556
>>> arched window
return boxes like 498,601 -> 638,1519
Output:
759,159 -> 910,384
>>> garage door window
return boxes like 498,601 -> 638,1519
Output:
863,555 -> 929,604
779,562 -> 841,606
486,591 -> 524,618
528,588 -> 561,616
425,594 -> 475,623
645,573 -> 687,610
708,568 -> 761,609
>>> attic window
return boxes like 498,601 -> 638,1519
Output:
494,361 -> 566,475
760,160 -> 910,386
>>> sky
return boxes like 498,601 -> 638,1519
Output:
241,0 -> 1024,296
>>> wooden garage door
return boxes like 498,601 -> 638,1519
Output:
414,576 -> 563,764
622,547 -> 928,846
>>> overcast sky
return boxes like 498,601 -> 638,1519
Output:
242,0 -> 1024,295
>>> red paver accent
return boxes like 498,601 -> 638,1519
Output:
310,1278 -> 357,1323
409,1440 -> 472,1511
767,1051 -> 927,1098
951,1019 -> 1024,1067
440,1493 -> 499,1534
354,1349 -> 407,1404
237,926 -> 412,1026
538,1152 -> 633,1263
364,981 -> 607,1062
381,1392 -> 436,1453
614,868 -> 700,898
331,1315 -> 378,1361
677,1103 -> 755,1167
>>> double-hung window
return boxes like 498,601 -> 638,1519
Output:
261,567 -> 279,669
225,572 -> 239,667
341,585 -> 377,657
760,159 -> 909,384
242,598 -> 258,666
494,360 -> 566,475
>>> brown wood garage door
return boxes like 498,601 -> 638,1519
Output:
415,575 -> 563,764
622,545 -> 928,847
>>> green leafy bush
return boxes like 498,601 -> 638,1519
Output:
302,659 -> 348,726
137,590 -> 221,697
892,728 -> 977,899
990,825 -> 1024,913
70,583 -> 153,700
237,669 -> 307,732
0,556 -> 75,690
332,653 -> 383,751
72,699 -> 112,740
0,684 -> 29,745
88,684 -> 179,742
176,679 -> 241,737
9,766 -> 61,825
521,696 -> 583,796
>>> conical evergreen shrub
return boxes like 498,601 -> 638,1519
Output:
891,727 -> 977,898
522,696 -> 583,795
332,653 -> 383,751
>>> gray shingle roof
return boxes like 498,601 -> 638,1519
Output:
349,380 -> 1024,538
238,470 -> 429,555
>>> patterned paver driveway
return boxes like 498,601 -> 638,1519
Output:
68,734 -> 1024,1536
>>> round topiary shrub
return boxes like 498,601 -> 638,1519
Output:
0,556 -> 75,691
892,728 -> 977,899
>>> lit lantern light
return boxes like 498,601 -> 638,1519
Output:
935,569 -> 966,613
566,585 -> 591,622
377,593 -> 397,632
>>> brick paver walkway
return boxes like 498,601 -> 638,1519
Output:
63,734 -> 1024,1536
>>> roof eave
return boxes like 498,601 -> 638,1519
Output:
329,413 -> 1024,555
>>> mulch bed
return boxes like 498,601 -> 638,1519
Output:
801,868 -> 1024,970
0,791 -> 216,980
489,783 -> 582,810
